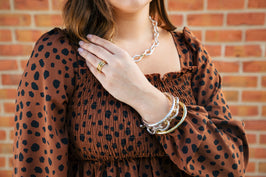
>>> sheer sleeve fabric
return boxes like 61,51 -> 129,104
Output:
155,27 -> 249,177
13,29 -> 78,176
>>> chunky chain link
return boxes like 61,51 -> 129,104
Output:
132,16 -> 160,62
140,92 -> 181,135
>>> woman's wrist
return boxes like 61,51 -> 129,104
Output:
130,88 -> 171,124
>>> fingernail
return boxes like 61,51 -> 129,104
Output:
78,48 -> 83,52
79,41 -> 84,46
87,34 -> 92,39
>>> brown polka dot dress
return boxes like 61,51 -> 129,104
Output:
13,27 -> 249,177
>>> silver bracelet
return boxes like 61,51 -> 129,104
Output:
156,101 -> 187,134
140,92 -> 180,134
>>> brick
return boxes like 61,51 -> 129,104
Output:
208,0 -> 245,9
0,44 -> 33,56
169,15 -> 183,26
242,91 -> 266,102
0,89 -> 17,100
206,30 -> 242,42
0,157 -> 5,167
227,13 -> 265,25
248,0 -> 266,8
223,90 -> 239,101
243,61 -> 266,72
168,0 -> 204,11
230,105 -> 258,116
52,0 -> 66,10
247,133 -> 257,144
244,120 -> 266,130
0,60 -> 18,71
15,30 -> 44,42
0,170 -> 12,177
0,117 -> 14,127
0,30 -> 12,42
259,162 -> 266,173
222,76 -> 257,87
263,106 -> 266,116
20,60 -> 29,71
0,0 -> 10,10
187,14 -> 223,26
246,29 -> 266,41
249,147 -> 266,158
214,61 -> 239,73
191,30 -> 202,41
0,143 -> 12,154
8,157 -> 12,167
14,0 -> 49,10
260,134 -> 266,144
35,14 -> 63,27
0,130 -> 6,140
246,161 -> 256,172
225,45 -> 262,57
0,14 -> 31,26
3,102 -> 15,114
205,45 -> 221,57
2,74 -> 21,86
9,130 -> 14,141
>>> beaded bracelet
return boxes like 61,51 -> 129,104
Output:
140,92 -> 181,134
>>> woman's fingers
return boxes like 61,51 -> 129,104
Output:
78,47 -> 108,74
85,58 -> 105,81
79,41 -> 112,63
87,34 -> 122,54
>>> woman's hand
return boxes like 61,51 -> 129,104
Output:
78,34 -> 170,123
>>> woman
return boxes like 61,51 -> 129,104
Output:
13,0 -> 249,176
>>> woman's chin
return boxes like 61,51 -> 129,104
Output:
108,0 -> 151,13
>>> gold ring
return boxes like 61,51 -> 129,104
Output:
97,60 -> 107,73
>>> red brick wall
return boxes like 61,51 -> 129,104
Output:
0,0 -> 265,176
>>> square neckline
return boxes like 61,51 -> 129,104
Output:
144,30 -> 187,81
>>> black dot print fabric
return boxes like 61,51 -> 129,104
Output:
13,27 -> 249,177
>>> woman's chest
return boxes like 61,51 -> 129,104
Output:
67,68 -> 196,161
136,33 -> 181,77
67,76 -> 166,161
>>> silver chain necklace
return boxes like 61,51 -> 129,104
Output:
132,16 -> 160,62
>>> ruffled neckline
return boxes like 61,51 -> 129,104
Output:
143,29 -> 198,82
144,66 -> 198,82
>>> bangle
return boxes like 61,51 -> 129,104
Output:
142,92 -> 176,125
140,92 -> 177,134
156,101 -> 187,134
140,92 -> 180,134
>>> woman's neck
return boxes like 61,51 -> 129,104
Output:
112,5 -> 153,43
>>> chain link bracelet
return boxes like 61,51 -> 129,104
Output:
156,101 -> 187,134
140,92 -> 185,135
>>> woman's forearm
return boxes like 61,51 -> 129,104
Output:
130,88 -> 171,124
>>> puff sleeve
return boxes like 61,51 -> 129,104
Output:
155,27 -> 249,176
13,28 -> 78,176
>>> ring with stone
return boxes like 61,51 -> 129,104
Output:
97,60 -> 107,73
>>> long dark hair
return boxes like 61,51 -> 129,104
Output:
63,0 -> 176,44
